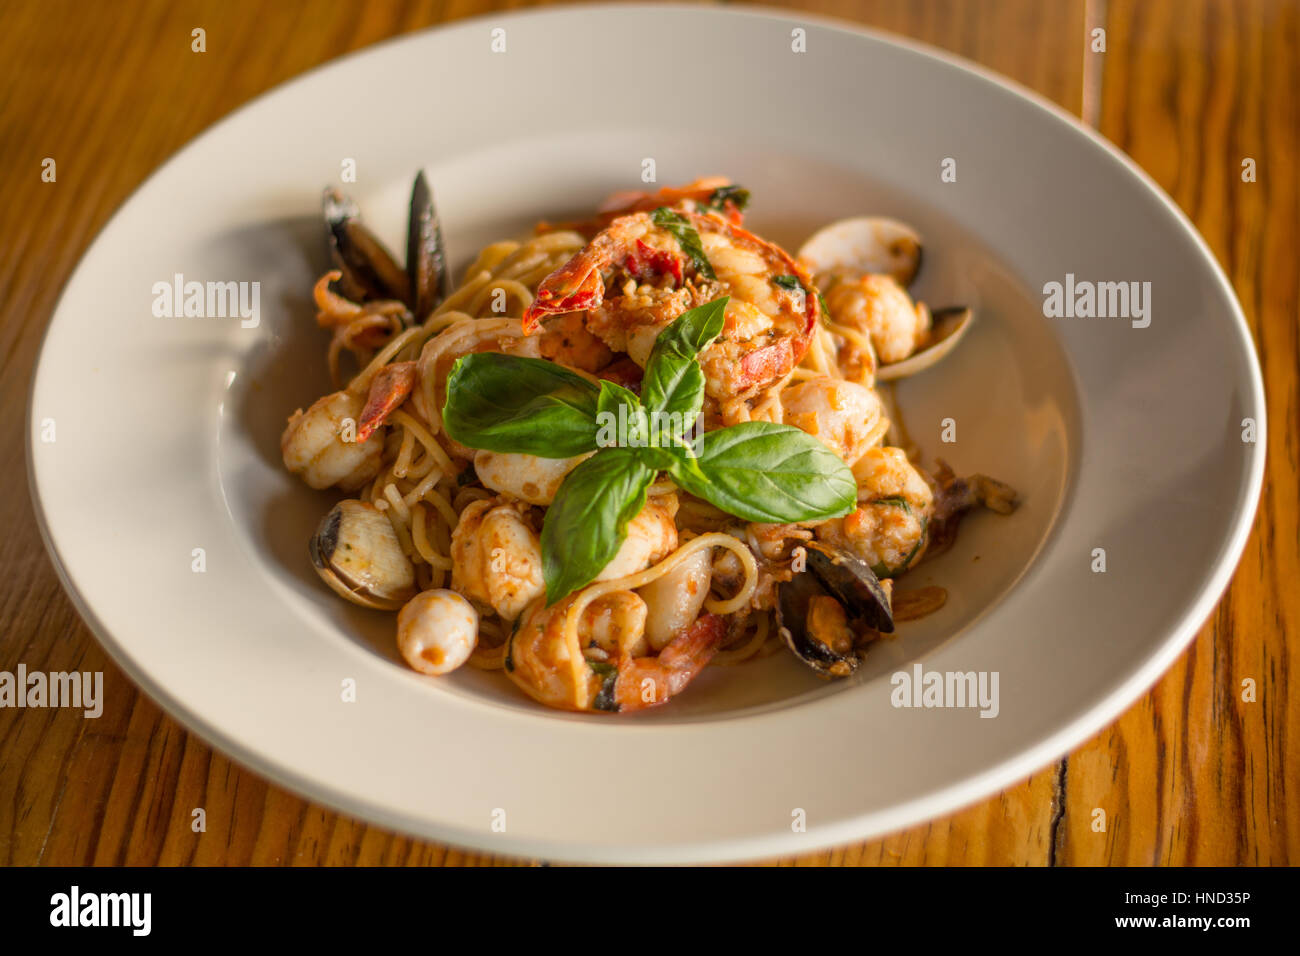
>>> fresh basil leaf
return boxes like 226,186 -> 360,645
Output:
596,379 -> 648,448
442,353 -> 600,457
772,275 -> 801,291
640,297 -> 728,424
541,448 -> 657,604
651,207 -> 716,280
708,185 -> 750,212
664,421 -> 856,523
637,442 -> 697,476
597,378 -> 641,416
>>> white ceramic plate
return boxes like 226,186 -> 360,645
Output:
28,5 -> 1265,863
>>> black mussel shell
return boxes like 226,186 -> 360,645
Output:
804,542 -> 894,634
406,171 -> 449,320
322,187 -> 409,304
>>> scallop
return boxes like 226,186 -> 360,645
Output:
637,548 -> 713,651
397,589 -> 478,675
474,449 -> 591,505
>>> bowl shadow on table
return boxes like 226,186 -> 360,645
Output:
219,214 -> 1056,724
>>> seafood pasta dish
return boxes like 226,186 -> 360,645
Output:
281,174 -> 1018,713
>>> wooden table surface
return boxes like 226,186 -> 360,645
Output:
1,0 -> 1294,866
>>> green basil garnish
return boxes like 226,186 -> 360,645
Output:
591,664 -> 619,711
639,296 -> 727,424
663,421 -> 856,524
772,275 -> 801,292
596,379 -> 648,447
651,207 -> 716,280
443,297 -> 856,602
708,185 -> 750,212
443,353 -> 600,457
540,448 -> 656,604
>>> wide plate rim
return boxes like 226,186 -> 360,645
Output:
26,3 -> 1266,863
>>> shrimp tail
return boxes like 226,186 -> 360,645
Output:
613,613 -> 726,711
522,267 -> 603,332
355,360 -> 418,442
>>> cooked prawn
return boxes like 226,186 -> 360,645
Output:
613,613 -> 727,711
823,273 -> 931,365
523,210 -> 820,413
816,446 -> 934,577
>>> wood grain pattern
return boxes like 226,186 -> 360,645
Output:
0,0 -> 1290,866
1055,0 -> 1299,865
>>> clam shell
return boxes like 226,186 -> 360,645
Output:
310,500 -> 417,610
798,216 -> 923,287
876,306 -> 973,382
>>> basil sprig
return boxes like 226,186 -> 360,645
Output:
541,448 -> 657,604
651,207 -> 716,280
442,296 -> 856,603
662,422 -> 858,525
639,296 -> 726,422
442,354 -> 601,457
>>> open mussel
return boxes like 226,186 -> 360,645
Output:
323,188 -> 409,304
322,171 -> 448,320
310,500 -> 417,610
777,542 -> 894,678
